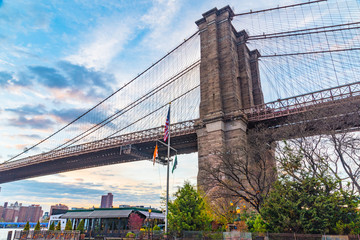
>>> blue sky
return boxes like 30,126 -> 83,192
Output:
1,0 -> 359,213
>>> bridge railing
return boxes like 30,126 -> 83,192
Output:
1,120 -> 196,170
245,82 -> 360,122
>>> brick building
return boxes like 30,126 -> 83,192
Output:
0,206 -> 3,220
17,205 -> 43,222
50,203 -> 68,216
1,202 -> 43,222
3,208 -> 18,222
100,193 -> 113,208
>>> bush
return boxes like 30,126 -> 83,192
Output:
64,220 -> 72,230
76,219 -> 85,234
23,221 -> 30,231
125,232 -> 136,238
34,221 -> 41,231
153,225 -> 161,231
55,221 -> 61,231
48,222 -> 55,231
127,213 -> 144,230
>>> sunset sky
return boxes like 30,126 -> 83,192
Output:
1,0 -> 358,213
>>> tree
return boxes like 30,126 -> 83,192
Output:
269,100 -> 360,194
23,221 -> 30,231
34,221 -> 41,231
260,144 -> 360,234
64,220 -> 72,231
76,219 -> 85,233
168,181 -> 211,235
286,130 -> 360,194
201,132 -> 277,212
55,221 -> 61,231
128,213 -> 144,230
48,222 -> 55,231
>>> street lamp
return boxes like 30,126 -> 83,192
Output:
148,208 -> 152,240
229,201 -> 234,222
236,206 -> 241,221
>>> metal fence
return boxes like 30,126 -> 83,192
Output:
180,232 -> 360,240
13,230 -> 80,240
24,230 -> 358,240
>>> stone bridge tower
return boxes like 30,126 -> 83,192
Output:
195,6 -> 265,193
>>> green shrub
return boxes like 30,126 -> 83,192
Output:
48,222 -> 55,231
125,232 -> 136,238
64,220 -> 72,230
76,219 -> 85,233
34,221 -> 41,231
153,225 -> 161,231
55,221 -> 61,231
23,221 -> 30,231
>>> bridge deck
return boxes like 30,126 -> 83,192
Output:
245,82 -> 360,122
1,82 -> 360,184
0,121 -> 197,184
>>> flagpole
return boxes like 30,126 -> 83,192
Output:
165,103 -> 171,234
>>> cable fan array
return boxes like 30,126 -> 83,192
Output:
6,33 -> 201,163
233,0 -> 360,102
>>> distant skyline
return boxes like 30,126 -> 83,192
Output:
0,0 -> 340,213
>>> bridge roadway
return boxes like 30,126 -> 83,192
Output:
246,81 -> 360,139
0,120 -> 198,184
0,82 -> 359,184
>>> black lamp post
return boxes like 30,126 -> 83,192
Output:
148,208 -> 152,240
236,206 -> 241,221
230,201 -> 234,223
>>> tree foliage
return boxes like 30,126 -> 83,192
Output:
261,144 -> 360,234
64,220 -> 72,231
245,214 -> 267,233
55,221 -> 61,231
168,181 -> 211,234
272,103 -> 360,194
76,219 -> 85,233
49,222 -> 55,231
128,213 -> 144,230
23,221 -> 30,231
34,221 -> 41,231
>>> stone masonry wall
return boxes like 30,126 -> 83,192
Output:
195,6 -> 265,194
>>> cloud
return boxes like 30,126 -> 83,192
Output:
57,61 -> 113,90
24,61 -> 113,99
8,116 -> 54,129
17,134 -> 42,140
50,108 -> 87,123
66,18 -> 133,70
0,58 -> 14,66
5,104 -> 46,116
0,71 -> 14,86
140,0 -> 183,50
50,107 -> 109,126
28,66 -> 68,88
4,101 -> 112,134
2,180 -> 106,200
0,1 -> 52,33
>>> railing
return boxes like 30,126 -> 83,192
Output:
0,120 -> 196,171
4,82 -> 360,171
14,230 -> 80,240
0,222 -> 48,228
245,82 -> 360,122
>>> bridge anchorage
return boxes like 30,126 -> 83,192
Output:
1,3 -> 360,209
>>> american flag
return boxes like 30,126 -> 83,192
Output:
164,106 -> 170,142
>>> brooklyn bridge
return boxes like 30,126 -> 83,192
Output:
1,1 -> 360,188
